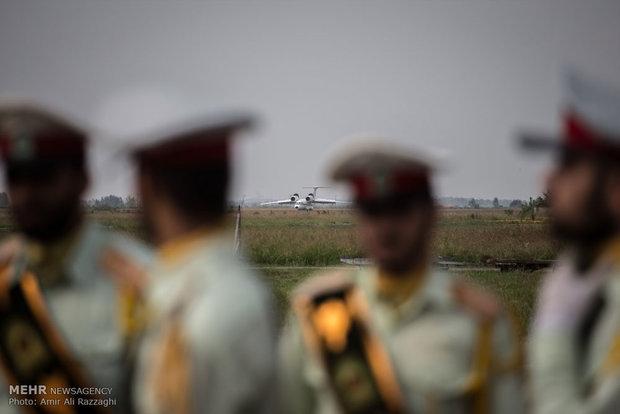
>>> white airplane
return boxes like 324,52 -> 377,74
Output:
261,187 -> 350,210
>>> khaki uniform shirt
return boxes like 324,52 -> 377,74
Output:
529,238 -> 620,414
0,220 -> 153,413
132,230 -> 277,414
279,267 -> 525,414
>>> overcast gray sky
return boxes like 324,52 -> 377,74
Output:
1,0 -> 620,201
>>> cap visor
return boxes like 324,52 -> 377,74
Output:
518,131 -> 564,152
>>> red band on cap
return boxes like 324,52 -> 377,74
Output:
392,169 -> 430,195
564,111 -> 601,151
0,136 -> 12,158
351,168 -> 430,203
352,173 -> 372,201
0,131 -> 85,161
563,110 -> 620,161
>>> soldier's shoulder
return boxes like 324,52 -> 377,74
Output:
449,278 -> 504,321
0,235 -> 23,267
293,268 -> 357,299
221,265 -> 275,315
0,234 -> 23,251
185,253 -> 273,321
88,221 -> 153,265
90,222 -> 153,289
184,271 -> 276,351
445,277 -> 523,369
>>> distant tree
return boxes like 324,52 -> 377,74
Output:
533,196 -> 544,209
520,197 -> 536,220
124,195 -> 138,209
519,204 -> 532,220
468,198 -> 480,209
92,194 -> 125,210
492,197 -> 500,208
533,192 -> 550,208
509,199 -> 523,208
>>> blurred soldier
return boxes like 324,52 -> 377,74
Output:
279,140 -> 525,414
522,71 -> 620,414
101,90 -> 278,414
0,102 -> 152,413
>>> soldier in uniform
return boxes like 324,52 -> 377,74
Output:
279,139 -> 526,414
521,71 -> 620,413
102,91 -> 278,414
0,101 -> 153,413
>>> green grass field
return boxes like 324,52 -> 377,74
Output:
242,208 -> 559,266
0,207 -> 551,335
243,208 -> 551,334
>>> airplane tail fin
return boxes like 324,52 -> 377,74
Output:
303,186 -> 329,197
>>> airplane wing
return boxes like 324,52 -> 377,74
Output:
260,199 -> 296,206
313,198 -> 351,205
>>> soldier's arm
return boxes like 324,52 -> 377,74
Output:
529,332 -> 620,414
452,281 -> 527,414
0,236 -> 22,268
488,315 -> 527,414
99,247 -> 151,345
527,263 -> 620,414
277,316 -> 315,414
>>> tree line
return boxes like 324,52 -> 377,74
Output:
84,195 -> 139,211
467,193 -> 549,210
0,192 -> 551,212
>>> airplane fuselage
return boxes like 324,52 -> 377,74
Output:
294,200 -> 314,210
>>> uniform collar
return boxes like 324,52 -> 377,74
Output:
156,223 -> 225,267
359,265 -> 452,326
597,235 -> 620,268
23,220 -> 85,286
374,265 -> 429,307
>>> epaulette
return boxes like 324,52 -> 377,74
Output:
99,247 -> 147,294
452,280 -> 523,378
293,269 -> 355,300
451,280 -> 503,321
